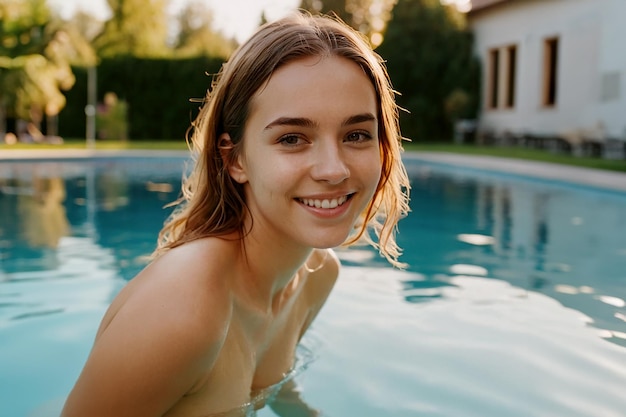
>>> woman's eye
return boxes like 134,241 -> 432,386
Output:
278,135 -> 305,146
345,131 -> 373,143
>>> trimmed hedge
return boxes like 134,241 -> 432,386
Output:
59,56 -> 224,140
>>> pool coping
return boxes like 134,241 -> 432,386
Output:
1,148 -> 625,193
0,149 -> 190,161
405,151 -> 626,193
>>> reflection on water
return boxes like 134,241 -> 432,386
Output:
310,265 -> 626,417
10,176 -> 69,249
0,158 -> 184,279
0,158 -> 188,417
1,157 -> 626,417
399,162 -> 626,348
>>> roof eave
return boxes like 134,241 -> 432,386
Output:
468,0 -> 513,14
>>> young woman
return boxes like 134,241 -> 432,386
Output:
62,12 -> 410,417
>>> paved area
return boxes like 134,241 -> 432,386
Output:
1,148 -> 625,193
406,151 -> 626,193
0,149 -> 190,160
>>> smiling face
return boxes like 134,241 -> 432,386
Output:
226,55 -> 382,250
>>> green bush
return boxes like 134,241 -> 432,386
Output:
96,92 -> 128,140
58,56 -> 224,140
58,66 -> 88,138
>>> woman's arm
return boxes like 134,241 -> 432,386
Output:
61,247 -> 231,417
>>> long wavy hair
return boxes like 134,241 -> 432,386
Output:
155,12 -> 410,267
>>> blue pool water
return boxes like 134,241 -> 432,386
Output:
1,155 -> 625,417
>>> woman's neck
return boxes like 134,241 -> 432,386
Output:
231,227 -> 313,317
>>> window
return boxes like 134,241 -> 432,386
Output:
505,45 -> 517,108
543,37 -> 559,107
488,48 -> 500,109
487,44 -> 517,110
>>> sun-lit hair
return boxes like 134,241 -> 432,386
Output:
155,12 -> 410,267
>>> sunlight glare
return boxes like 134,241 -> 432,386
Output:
457,233 -> 495,246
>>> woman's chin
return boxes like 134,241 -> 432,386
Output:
305,233 -> 353,250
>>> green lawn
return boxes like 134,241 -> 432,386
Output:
2,139 -> 625,174
404,142 -> 626,173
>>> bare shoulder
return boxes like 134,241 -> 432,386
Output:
299,249 -> 340,330
100,237 -> 235,341
62,238 -> 236,417
304,248 -> 340,299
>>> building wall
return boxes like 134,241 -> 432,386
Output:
469,0 -> 626,139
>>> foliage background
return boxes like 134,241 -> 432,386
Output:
59,56 -> 224,140
4,0 -> 481,143
377,0 -> 481,142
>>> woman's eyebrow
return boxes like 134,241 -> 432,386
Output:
342,113 -> 376,126
264,117 -> 318,130
264,113 -> 376,130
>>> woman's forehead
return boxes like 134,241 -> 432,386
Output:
247,55 -> 377,125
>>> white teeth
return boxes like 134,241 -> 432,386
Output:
300,195 -> 349,209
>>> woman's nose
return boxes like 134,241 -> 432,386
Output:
310,142 -> 350,185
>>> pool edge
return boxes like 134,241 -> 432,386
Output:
405,151 -> 626,193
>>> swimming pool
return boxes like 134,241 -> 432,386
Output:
1,154 -> 625,417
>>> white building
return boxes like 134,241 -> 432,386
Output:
468,0 -> 626,155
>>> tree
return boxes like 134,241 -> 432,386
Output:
0,0 -> 48,58
93,0 -> 170,57
0,0 -> 78,138
376,0 -> 480,142
67,9 -> 105,43
172,0 -> 236,59
299,0 -> 395,46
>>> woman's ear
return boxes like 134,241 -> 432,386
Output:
218,133 -> 248,184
